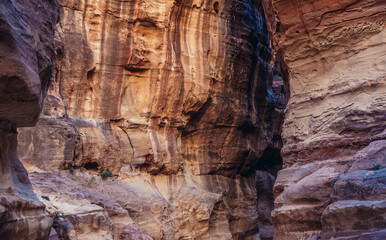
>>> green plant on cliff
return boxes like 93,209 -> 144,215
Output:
53,213 -> 67,228
373,164 -> 380,171
41,195 -> 50,201
101,170 -> 113,179
53,216 -> 59,228
69,165 -> 74,174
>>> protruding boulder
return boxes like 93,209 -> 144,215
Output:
0,0 -> 59,239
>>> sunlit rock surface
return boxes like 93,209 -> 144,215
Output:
7,0 -> 385,239
19,0 -> 282,176
17,0 -> 285,239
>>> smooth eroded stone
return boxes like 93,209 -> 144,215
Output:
0,0 -> 59,239
0,123 -> 52,239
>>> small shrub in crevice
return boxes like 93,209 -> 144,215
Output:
53,216 -> 59,228
42,195 -> 50,201
373,164 -> 381,171
101,170 -> 113,179
69,165 -> 74,174
53,213 -> 67,229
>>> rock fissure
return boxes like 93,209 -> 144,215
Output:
117,125 -> 135,171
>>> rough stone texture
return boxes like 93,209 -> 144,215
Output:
264,0 -> 386,167
262,0 -> 386,239
30,170 -> 260,240
17,0 -> 286,239
0,122 -> 52,239
0,0 -> 59,127
19,0 -> 281,176
255,170 -> 275,240
0,0 -> 59,239
271,140 -> 386,239
31,171 -> 153,240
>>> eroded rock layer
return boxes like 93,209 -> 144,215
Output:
263,0 -> 386,239
21,0 -> 280,176
0,0 -> 59,239
17,0 -> 285,239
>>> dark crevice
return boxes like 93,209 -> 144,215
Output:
117,126 -> 134,171
252,3 -> 290,239
256,147 -> 282,177
84,162 -> 99,171
213,2 -> 219,14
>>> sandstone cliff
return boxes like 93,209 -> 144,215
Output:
263,0 -> 386,239
16,0 -> 285,239
0,0 -> 59,239
4,0 -> 384,239
19,0 -> 283,177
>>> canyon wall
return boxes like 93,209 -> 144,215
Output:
263,0 -> 386,239
0,0 -> 59,239
6,0 -> 384,239
16,0 -> 285,239
18,0 -> 283,177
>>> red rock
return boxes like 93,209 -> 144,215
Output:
0,0 -> 59,239
263,0 -> 386,238
14,1 -> 286,238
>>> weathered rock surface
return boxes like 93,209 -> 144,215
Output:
29,169 -> 261,240
264,0 -> 386,167
271,140 -> 386,239
19,0 -> 281,176
0,122 -> 52,239
31,171 -> 153,240
0,0 -> 59,239
255,170 -> 276,240
263,0 -> 386,239
7,0 -> 385,239
17,0 -> 285,239
0,0 -> 59,127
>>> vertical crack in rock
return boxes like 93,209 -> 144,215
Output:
116,124 -> 135,171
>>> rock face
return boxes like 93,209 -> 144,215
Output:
19,0 -> 281,176
262,0 -> 386,239
29,170 -> 262,240
5,0 -> 385,239
0,0 -> 59,239
17,0 -> 285,239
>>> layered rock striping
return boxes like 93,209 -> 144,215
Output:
7,0 -> 383,239
16,0 -> 285,239
263,0 -> 386,239
19,0 -> 282,177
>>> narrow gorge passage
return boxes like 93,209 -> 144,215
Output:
1,0 -> 385,240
